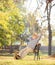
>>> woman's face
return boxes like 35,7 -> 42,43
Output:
32,33 -> 38,39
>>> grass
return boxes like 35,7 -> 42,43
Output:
0,55 -> 55,65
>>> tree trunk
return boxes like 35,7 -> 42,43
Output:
48,21 -> 52,55
10,35 -> 13,54
19,40 -> 23,51
47,3 -> 52,55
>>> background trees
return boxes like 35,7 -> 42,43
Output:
23,0 -> 55,55
0,0 -> 55,55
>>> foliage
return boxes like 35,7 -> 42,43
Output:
0,0 -> 25,47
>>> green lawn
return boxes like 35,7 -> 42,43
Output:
0,55 -> 55,65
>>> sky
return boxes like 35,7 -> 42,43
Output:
24,0 -> 55,30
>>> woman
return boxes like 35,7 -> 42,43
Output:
34,43 -> 41,60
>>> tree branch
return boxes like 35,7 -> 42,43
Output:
51,4 -> 55,8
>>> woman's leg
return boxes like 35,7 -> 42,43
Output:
37,52 -> 40,60
34,52 -> 37,60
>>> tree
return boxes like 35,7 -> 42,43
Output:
27,13 -> 40,34
45,0 -> 55,55
0,0 -> 25,49
35,0 -> 55,55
